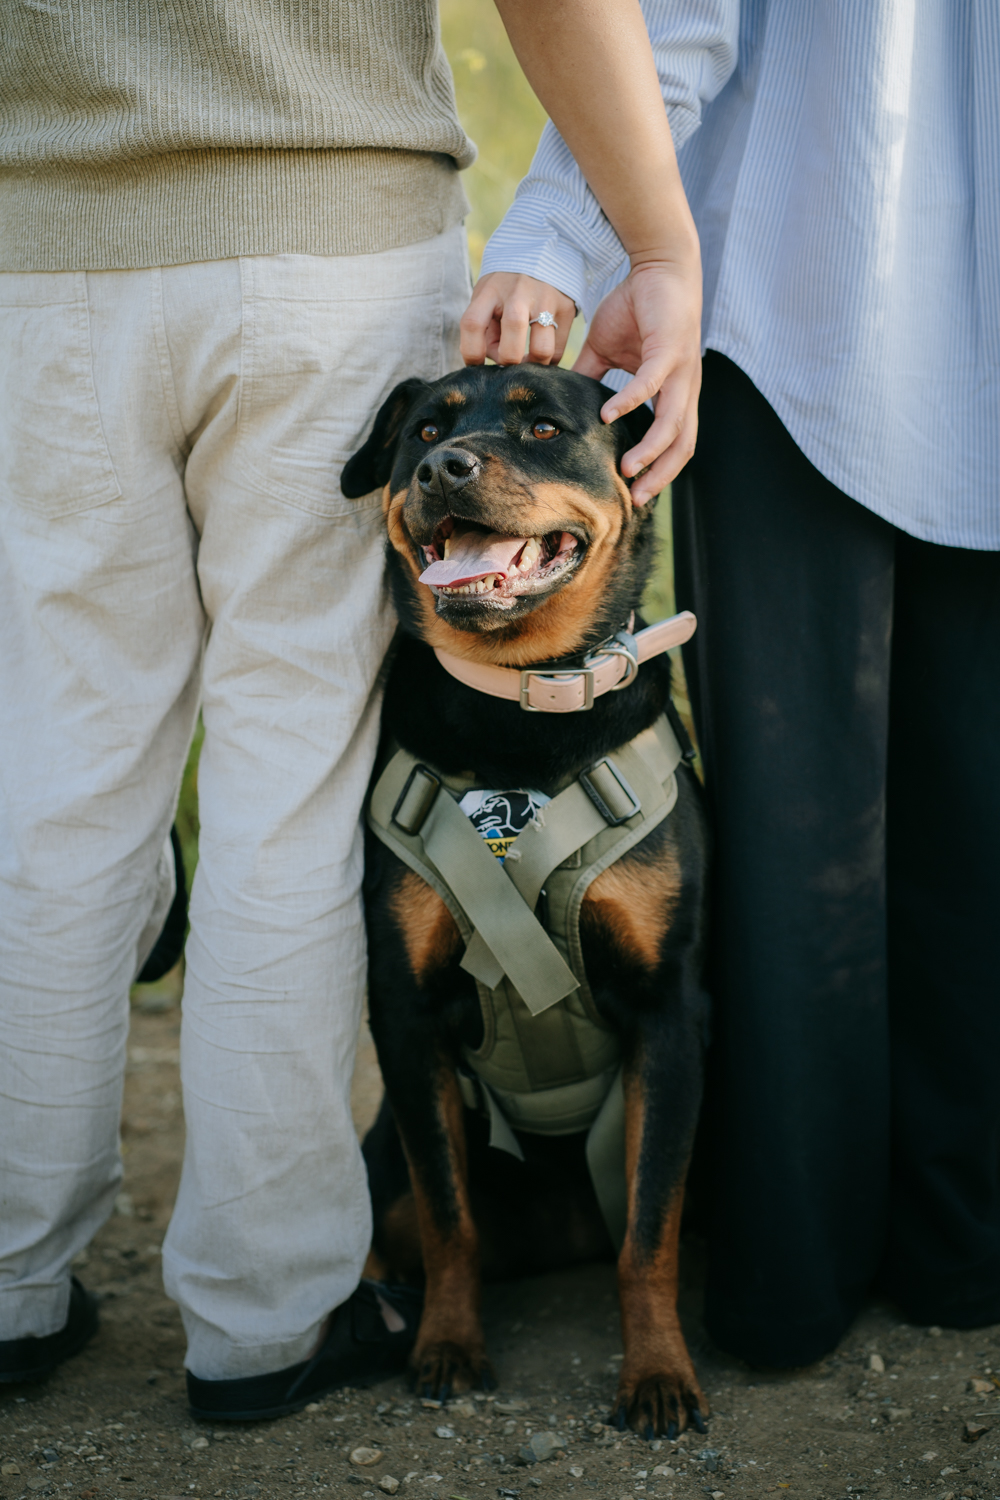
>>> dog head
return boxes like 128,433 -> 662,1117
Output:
341,364 -> 658,667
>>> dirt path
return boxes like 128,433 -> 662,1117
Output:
2,973 -> 998,1500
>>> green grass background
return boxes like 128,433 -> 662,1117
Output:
171,3 -> 683,897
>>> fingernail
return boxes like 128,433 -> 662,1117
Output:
605,408 -> 620,422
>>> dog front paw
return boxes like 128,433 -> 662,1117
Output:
612,1362 -> 709,1440
411,1339 -> 497,1401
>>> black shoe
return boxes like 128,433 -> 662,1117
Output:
0,1277 -> 99,1384
187,1279 -> 423,1422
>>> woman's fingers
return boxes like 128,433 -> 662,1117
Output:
573,258 -> 702,501
494,294 -> 533,364
459,278 -> 503,365
630,398 -> 699,503
460,273 -> 575,366
527,318 -> 558,364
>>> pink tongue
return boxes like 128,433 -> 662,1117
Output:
420,528 -> 529,588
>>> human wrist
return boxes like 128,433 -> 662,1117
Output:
625,215 -> 701,277
607,166 -> 700,277
627,240 -> 702,279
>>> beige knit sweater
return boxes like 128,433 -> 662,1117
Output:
0,1 -> 475,271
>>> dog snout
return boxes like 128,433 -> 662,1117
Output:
416,447 -> 480,499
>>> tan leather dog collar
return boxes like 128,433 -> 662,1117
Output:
433,610 -> 697,713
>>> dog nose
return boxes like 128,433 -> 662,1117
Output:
416,447 -> 479,497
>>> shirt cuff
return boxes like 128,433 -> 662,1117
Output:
479,224 -> 591,312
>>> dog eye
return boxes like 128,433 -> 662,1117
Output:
419,424 -> 439,443
532,421 -> 559,440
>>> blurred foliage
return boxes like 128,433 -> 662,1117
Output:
169,7 -> 688,896
175,716 -> 203,892
440,0 -> 547,277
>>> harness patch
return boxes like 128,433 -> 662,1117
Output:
458,788 -> 551,862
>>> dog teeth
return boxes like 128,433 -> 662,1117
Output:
519,537 -> 542,572
443,537 -> 452,560
437,575 -> 498,597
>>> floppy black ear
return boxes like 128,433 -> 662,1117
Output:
341,377 -> 429,499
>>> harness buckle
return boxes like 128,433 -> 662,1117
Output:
519,665 -> 596,712
579,757 -> 642,826
391,763 -> 441,835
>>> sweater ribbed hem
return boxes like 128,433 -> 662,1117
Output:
0,148 -> 470,271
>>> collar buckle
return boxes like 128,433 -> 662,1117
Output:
520,665 -> 596,713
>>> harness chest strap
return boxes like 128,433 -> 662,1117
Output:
370,752 -> 579,1015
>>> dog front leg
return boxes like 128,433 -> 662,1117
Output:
369,997 -> 494,1398
614,970 -> 709,1438
405,1061 -> 494,1398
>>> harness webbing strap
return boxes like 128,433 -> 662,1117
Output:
502,783 -> 608,911
457,1072 -> 525,1160
376,749 -> 580,1015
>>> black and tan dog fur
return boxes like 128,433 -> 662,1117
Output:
341,364 -> 710,1438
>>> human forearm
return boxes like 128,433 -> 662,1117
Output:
492,0 -> 698,269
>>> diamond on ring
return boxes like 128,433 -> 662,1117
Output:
530,310 -> 558,329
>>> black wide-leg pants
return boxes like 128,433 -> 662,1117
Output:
673,352 -> 1000,1367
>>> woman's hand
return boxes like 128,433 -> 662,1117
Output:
460,273 -> 578,368
575,251 -> 702,504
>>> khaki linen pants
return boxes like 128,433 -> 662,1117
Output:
0,225 -> 469,1377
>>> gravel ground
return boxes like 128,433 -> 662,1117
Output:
2,971 -> 998,1500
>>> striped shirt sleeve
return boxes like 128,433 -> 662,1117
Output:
480,0 -> 739,314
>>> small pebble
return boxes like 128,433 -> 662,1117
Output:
435,1426 -> 456,1440
379,1477 -> 400,1494
351,1446 -> 384,1466
190,1435 -> 209,1449
653,1465 -> 675,1477
305,1401 -> 322,1412
964,1422 -> 990,1443
887,1408 -> 912,1422
568,1466 -> 584,1478
869,1354 -> 885,1374
928,1325 -> 943,1338
968,1378 -> 993,1394
518,1431 -> 566,1465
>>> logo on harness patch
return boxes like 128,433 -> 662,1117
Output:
459,788 -> 551,862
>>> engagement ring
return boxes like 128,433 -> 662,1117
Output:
529,311 -> 558,329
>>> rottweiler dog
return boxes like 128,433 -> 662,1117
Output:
341,364 -> 710,1439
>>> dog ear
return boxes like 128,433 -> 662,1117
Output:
341,377 -> 429,499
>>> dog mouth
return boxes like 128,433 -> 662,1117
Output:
418,518 -> 583,605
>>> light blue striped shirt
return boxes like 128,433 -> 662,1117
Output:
481,1 -> 1000,550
